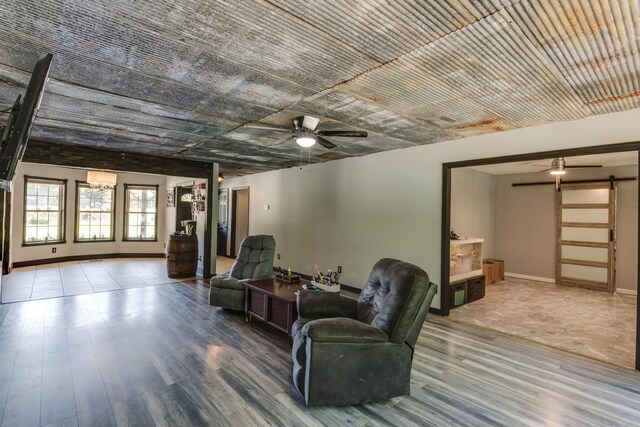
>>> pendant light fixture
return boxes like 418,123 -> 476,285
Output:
86,170 -> 117,190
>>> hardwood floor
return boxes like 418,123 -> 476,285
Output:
0,279 -> 639,426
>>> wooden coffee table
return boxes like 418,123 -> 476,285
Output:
244,277 -> 303,336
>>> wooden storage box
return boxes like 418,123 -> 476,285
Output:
487,259 -> 505,282
275,273 -> 300,283
467,275 -> 485,303
482,260 -> 496,285
449,280 -> 467,308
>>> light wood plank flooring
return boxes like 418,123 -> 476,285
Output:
0,279 -> 639,426
448,277 -> 637,369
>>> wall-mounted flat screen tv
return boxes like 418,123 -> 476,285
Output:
0,53 -> 53,191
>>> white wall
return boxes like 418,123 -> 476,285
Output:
222,109 -> 640,309
165,176 -> 207,275
451,168 -> 497,258
11,163 -> 166,263
495,165 -> 638,290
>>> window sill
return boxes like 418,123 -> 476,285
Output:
73,239 -> 116,244
122,239 -> 158,242
22,240 -> 66,247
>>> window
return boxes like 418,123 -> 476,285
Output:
124,184 -> 158,241
75,182 -> 115,242
23,177 -> 66,245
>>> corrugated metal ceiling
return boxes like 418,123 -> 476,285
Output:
0,0 -> 637,176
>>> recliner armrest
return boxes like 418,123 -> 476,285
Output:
302,318 -> 389,343
297,291 -> 357,319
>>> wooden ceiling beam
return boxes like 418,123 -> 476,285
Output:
22,140 -> 213,179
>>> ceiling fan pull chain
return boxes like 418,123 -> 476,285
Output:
299,146 -> 303,170
308,147 -> 311,172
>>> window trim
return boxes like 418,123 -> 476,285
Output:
22,175 -> 67,246
123,183 -> 159,242
74,180 -> 117,243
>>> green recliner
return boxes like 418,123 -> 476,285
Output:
209,235 -> 275,311
291,258 -> 437,406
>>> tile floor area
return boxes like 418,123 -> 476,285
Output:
448,277 -> 637,369
1,256 -> 236,304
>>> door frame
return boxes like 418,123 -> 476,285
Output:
217,188 -> 229,256
441,140 -> 640,371
230,187 -> 250,258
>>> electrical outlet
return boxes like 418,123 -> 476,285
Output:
277,253 -> 281,260
51,247 -> 56,254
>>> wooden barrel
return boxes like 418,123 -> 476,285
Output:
166,234 -> 198,278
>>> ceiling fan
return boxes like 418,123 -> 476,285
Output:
536,157 -> 603,175
245,115 -> 367,150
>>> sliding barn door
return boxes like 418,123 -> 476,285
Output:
556,183 -> 616,292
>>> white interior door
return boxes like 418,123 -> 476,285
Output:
556,183 -> 616,292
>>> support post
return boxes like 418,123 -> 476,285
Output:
203,163 -> 219,278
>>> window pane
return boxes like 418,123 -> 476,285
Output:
24,179 -> 64,244
48,213 -> 59,227
76,185 -> 113,240
125,187 -> 156,239
26,196 -> 37,210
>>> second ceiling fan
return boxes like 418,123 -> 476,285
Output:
537,157 -> 603,175
245,115 -> 367,149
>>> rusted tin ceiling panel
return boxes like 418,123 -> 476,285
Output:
338,57 -> 509,136
507,0 -> 640,114
82,0 -> 380,90
31,126 -> 184,157
0,33 -> 278,123
266,0 -> 517,61
389,10 -> 592,131
0,2 -> 314,111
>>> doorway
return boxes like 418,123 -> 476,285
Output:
217,188 -> 228,256
230,188 -> 249,257
442,142 -> 640,370
175,185 -> 193,233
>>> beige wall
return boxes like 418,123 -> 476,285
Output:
12,162 -> 167,264
495,165 -> 638,290
220,109 -> 640,309
451,168 -> 496,258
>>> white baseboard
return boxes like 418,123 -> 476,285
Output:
616,288 -> 637,296
505,272 -> 556,284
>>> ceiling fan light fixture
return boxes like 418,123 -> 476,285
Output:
549,157 -> 566,175
296,136 -> 316,148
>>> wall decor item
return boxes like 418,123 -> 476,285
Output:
166,187 -> 175,207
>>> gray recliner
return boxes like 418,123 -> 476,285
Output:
291,258 -> 437,406
209,235 -> 275,311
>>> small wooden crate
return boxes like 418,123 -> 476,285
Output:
487,259 -> 505,282
275,274 -> 301,283
482,260 -> 496,285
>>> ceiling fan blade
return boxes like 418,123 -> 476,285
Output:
565,165 -> 603,168
316,136 -> 336,149
302,116 -> 320,131
316,130 -> 368,137
244,124 -> 292,132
